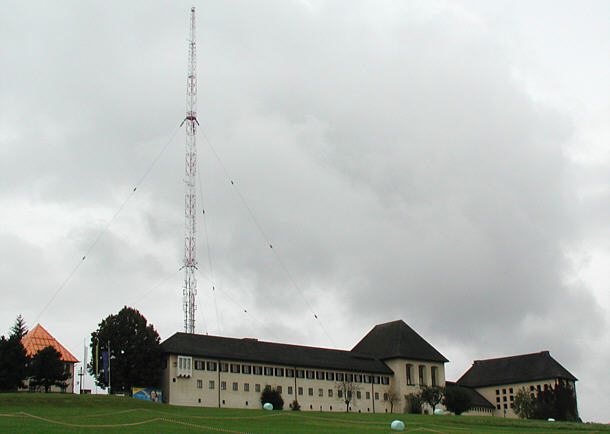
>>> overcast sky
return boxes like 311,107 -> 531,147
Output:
1,0 -> 608,423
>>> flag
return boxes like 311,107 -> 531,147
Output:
102,351 -> 109,383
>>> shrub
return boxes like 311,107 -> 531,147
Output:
289,399 -> 301,411
260,387 -> 284,410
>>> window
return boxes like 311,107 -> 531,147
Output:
383,393 -> 388,401
496,397 -> 500,403
244,383 -> 249,392
510,396 -> 514,402
366,391 -> 370,400
286,369 -> 294,378
253,366 -> 262,375
374,376 -> 380,384
337,390 -> 343,398
374,392 -> 379,400
275,368 -> 284,377
232,382 -> 238,391
496,404 -> 501,410
207,361 -> 217,371
209,380 -> 215,390
220,363 -> 228,372
308,388 -> 313,396
318,388 -> 323,397
221,381 -> 226,390
288,386 -> 293,395
336,373 -> 344,381
418,366 -> 426,386
502,388 -> 506,394
326,372 -> 335,381
306,370 -> 314,379
363,375 -> 371,383
382,377 -> 389,385
431,367 -> 438,387
242,365 -> 251,374
509,388 -> 514,394
264,367 -> 273,376
177,356 -> 192,377
355,374 -> 362,383
504,403 -> 508,409
298,387 -> 303,396
255,384 -> 261,392
197,379 -> 202,389
503,396 -> 507,402
194,360 -> 205,370
406,364 -> 414,385
496,389 -> 500,395
277,386 -> 282,394
296,370 -> 304,378
231,364 -> 240,373
316,371 -> 324,380
530,386 -> 535,391
328,389 -> 333,397
356,391 -> 361,399
346,374 -> 353,382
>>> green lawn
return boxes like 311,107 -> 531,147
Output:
0,393 -> 607,433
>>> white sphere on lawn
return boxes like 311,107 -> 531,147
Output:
263,402 -> 273,410
390,420 -> 405,431
434,409 -> 444,415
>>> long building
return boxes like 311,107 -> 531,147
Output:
160,319 -> 448,412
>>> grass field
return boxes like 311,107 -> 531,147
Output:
0,393 -> 607,433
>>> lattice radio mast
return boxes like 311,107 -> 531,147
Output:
181,6 -> 199,334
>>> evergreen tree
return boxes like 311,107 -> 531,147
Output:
10,315 -> 28,340
88,306 -> 163,394
443,386 -> 473,415
29,346 -> 69,392
0,316 -> 29,391
260,387 -> 284,410
530,382 -> 579,421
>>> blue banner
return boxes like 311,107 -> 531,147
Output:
102,351 -> 109,383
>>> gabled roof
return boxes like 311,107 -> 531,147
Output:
351,320 -> 448,363
445,381 -> 495,409
21,324 -> 79,363
456,351 -> 577,388
161,333 -> 393,375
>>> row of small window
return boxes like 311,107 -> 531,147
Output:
496,403 -> 514,410
189,359 -> 389,384
495,387 -> 514,395
405,364 -> 439,387
195,381 -> 388,401
496,395 -> 514,403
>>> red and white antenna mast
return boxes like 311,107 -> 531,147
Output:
181,6 -> 199,334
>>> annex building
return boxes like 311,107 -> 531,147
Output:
456,350 -> 578,418
21,324 -> 79,393
161,319 -> 448,412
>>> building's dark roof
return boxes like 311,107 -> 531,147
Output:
161,333 -> 393,375
445,381 -> 495,409
457,351 -> 577,388
351,320 -> 448,363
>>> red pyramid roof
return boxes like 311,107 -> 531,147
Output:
21,324 -> 79,363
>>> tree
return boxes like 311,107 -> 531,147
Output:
11,315 -> 28,340
0,316 -> 29,391
530,382 -> 579,422
513,388 -> 533,419
443,386 -> 472,415
260,387 -> 284,410
29,346 -> 69,392
420,386 -> 444,414
387,386 -> 402,413
88,306 -> 163,394
335,380 -> 360,412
